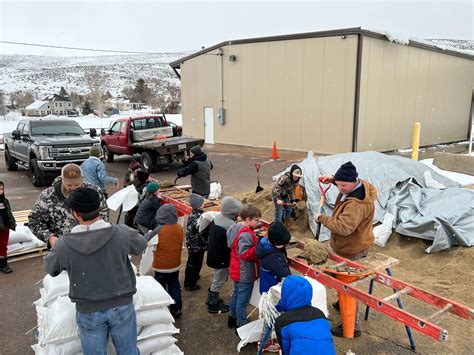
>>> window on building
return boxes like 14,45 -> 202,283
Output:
55,103 -> 58,107
59,103 -> 63,107
68,102 -> 71,106
41,111 -> 44,115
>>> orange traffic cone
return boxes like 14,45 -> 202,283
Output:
272,141 -> 279,159
336,273 -> 360,338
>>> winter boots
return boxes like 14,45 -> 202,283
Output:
0,257 -> 12,274
206,289 -> 229,314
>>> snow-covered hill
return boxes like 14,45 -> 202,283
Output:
0,52 -> 192,99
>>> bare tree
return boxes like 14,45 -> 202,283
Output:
10,90 -> 35,109
84,69 -> 108,112
0,91 -> 5,115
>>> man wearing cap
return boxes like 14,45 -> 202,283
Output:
28,163 -> 109,248
176,145 -> 213,198
272,164 -> 303,230
44,187 -> 146,354
314,161 -> 377,337
81,146 -> 119,198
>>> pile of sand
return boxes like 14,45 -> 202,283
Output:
301,238 -> 331,265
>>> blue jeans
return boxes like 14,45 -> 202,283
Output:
154,271 -> 182,313
75,303 -> 138,355
229,281 -> 254,327
273,193 -> 292,223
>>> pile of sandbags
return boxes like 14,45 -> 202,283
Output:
7,225 -> 45,255
32,273 -> 182,354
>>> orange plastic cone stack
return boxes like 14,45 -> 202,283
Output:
336,273 -> 360,338
272,141 -> 279,159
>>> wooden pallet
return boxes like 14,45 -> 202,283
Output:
8,246 -> 48,263
8,209 -> 48,262
12,209 -> 31,225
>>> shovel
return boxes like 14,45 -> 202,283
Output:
315,181 -> 331,240
255,163 -> 264,193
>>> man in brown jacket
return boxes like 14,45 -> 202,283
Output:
314,161 -> 377,337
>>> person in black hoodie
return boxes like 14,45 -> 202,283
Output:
205,196 -> 242,313
44,187 -> 147,355
134,181 -> 161,233
176,145 -> 213,198
0,182 -> 16,274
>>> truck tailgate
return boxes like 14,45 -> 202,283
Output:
132,137 -> 205,154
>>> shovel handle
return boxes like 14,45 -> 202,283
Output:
255,163 -> 261,173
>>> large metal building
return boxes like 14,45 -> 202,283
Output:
170,28 -> 473,154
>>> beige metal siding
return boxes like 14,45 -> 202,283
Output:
357,37 -> 473,151
180,36 -> 358,154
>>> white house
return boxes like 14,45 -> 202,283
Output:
25,94 -> 74,116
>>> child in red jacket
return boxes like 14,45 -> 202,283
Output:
226,204 -> 261,328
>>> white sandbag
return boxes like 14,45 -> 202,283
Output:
249,279 -> 261,308
136,307 -> 175,327
137,335 -> 177,354
134,276 -> 175,311
197,211 -> 219,233
38,296 -> 78,345
8,225 -> 35,244
151,344 -> 184,355
303,276 -> 329,318
374,213 -> 395,247
31,338 -> 82,355
41,271 -> 69,305
140,245 -> 155,276
138,323 -> 179,341
208,182 -> 222,200
107,185 -> 138,212
21,235 -> 46,250
7,242 -> 23,253
236,319 -> 265,352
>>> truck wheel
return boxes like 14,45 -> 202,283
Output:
141,151 -> 157,173
4,149 -> 18,171
30,158 -> 45,187
103,145 -> 114,163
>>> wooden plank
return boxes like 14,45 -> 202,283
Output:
8,246 -> 48,263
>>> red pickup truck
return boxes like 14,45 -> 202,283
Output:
100,115 -> 204,172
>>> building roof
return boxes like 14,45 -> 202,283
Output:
170,27 -> 473,69
25,100 -> 49,110
43,94 -> 71,102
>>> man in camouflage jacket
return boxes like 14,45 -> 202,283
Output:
28,164 -> 109,248
272,164 -> 302,229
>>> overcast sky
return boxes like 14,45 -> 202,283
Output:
0,0 -> 472,56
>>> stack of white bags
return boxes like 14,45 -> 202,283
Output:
32,273 -> 183,354
7,225 -> 45,255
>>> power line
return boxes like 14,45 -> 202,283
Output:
0,40 -> 166,55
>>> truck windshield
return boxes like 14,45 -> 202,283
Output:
30,121 -> 85,136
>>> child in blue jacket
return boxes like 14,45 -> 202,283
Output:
256,221 -> 291,294
275,275 -> 335,355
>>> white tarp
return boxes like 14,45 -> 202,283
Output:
294,151 -> 473,253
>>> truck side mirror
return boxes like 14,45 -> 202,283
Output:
100,128 -> 106,136
90,128 -> 97,137
12,130 -> 20,139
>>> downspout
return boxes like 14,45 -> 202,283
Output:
218,48 -> 225,124
352,34 -> 363,152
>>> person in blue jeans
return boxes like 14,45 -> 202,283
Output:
271,164 -> 302,231
226,204 -> 261,328
44,187 -> 147,355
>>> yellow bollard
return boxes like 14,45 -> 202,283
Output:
411,122 -> 421,161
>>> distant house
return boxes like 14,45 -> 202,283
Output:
24,94 -> 74,116
104,97 -> 147,111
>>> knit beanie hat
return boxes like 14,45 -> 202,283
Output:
128,159 -> 142,172
268,222 -> 291,246
136,170 -> 150,183
66,187 -> 100,213
62,164 -> 83,185
189,193 -> 205,210
334,161 -> 358,182
220,196 -> 242,216
190,145 -> 202,155
89,146 -> 102,158
146,181 -> 160,193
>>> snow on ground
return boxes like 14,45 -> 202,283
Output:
420,158 -> 474,186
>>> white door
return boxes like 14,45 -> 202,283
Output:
204,107 -> 215,144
